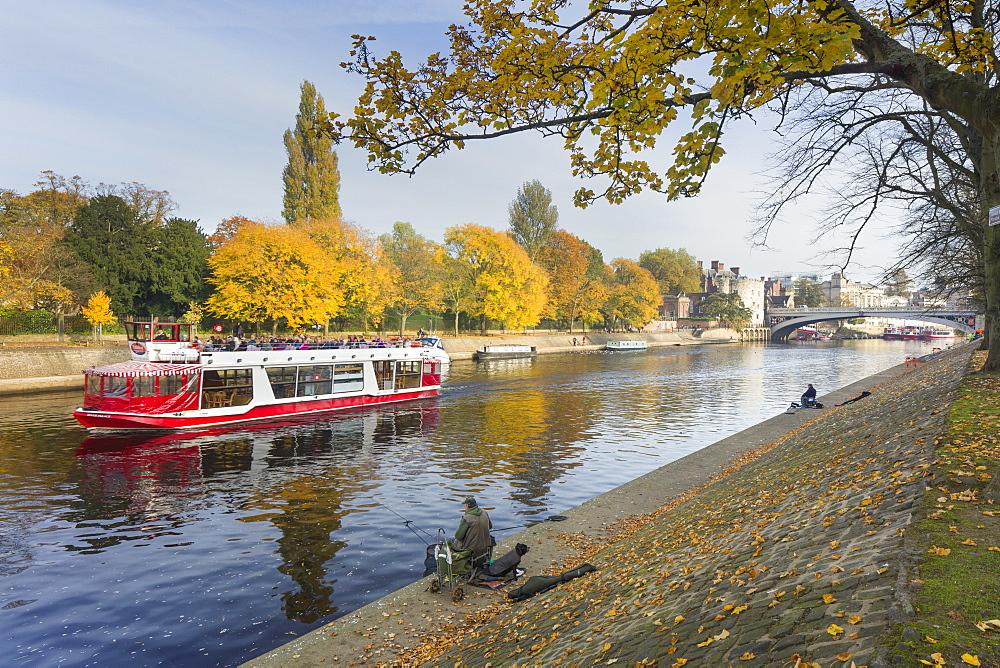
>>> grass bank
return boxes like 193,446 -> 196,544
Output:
886,350 -> 1000,666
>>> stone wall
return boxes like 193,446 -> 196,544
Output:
0,346 -> 128,395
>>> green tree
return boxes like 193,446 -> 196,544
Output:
64,196 -> 209,317
884,269 -> 912,298
64,195 -> 150,315
331,1 -> 1000,369
794,279 -> 826,308
283,80 -> 341,223
700,292 -> 753,328
638,247 -> 701,295
507,180 -> 558,260
380,222 -> 443,334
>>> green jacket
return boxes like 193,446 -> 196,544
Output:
454,506 -> 492,556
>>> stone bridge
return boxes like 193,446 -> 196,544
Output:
767,307 -> 979,341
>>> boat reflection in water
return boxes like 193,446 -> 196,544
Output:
74,403 -> 440,629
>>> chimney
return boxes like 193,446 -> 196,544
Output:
710,260 -> 719,271
697,260 -> 703,270
731,266 -> 740,276
718,262 -> 725,272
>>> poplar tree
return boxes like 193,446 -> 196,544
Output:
508,180 -> 558,260
282,81 -> 341,223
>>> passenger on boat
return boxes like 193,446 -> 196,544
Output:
801,383 -> 817,408
153,329 -> 169,340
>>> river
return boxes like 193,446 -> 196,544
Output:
0,339 -> 935,666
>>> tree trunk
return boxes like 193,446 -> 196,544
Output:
980,134 -> 1000,372
454,311 -> 460,337
400,312 -> 408,336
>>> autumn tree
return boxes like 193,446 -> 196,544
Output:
206,220 -> 346,329
81,291 -> 115,341
603,259 -> 659,329
293,217 -> 395,332
441,224 -> 548,334
283,81 -> 341,223
508,180 -> 558,260
535,229 -> 606,332
330,1 -> 1000,369
380,222 -> 443,334
638,247 -> 701,296
700,292 -> 754,328
0,174 -> 91,309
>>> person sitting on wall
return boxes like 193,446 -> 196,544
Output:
801,383 -> 817,408
446,497 -> 493,575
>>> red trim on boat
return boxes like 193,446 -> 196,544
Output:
74,389 -> 439,431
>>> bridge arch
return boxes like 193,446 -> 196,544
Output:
767,308 -> 977,341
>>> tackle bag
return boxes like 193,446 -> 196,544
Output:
483,543 -> 529,578
507,563 -> 596,602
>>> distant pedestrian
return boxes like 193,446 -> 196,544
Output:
572,337 -> 578,346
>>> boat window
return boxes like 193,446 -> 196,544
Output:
202,368 -> 254,408
128,323 -> 152,341
395,360 -> 421,390
160,374 -> 198,396
334,363 -> 364,393
372,361 -> 393,390
297,365 -> 333,396
133,376 -> 156,398
103,377 -> 128,398
86,375 -> 101,396
266,366 -> 297,399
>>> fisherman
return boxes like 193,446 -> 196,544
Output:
801,383 -> 817,408
452,497 -> 493,561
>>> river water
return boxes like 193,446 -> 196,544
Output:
0,339 -> 934,666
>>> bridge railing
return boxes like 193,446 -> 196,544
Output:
768,307 -> 973,314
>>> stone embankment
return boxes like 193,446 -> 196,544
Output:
244,344 -> 975,667
0,345 -> 127,395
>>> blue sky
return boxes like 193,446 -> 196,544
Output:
0,0 -> 903,282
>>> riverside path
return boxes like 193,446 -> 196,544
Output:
418,345 -> 975,666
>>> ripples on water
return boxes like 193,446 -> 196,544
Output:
0,340 -> 933,665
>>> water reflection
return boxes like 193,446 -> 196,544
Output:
0,340 -> 938,666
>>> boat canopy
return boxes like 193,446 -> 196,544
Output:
84,361 -> 203,378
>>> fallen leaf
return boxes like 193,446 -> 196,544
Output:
924,636 -> 938,643
848,615 -> 862,624
961,654 -> 980,666
823,594 -> 837,604
827,623 -> 844,636
836,653 -> 854,661
739,652 -> 756,660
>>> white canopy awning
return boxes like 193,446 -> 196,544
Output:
84,361 -> 202,378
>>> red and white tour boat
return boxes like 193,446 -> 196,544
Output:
921,328 -> 955,341
74,322 -> 450,431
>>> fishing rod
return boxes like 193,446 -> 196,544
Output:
370,500 -> 438,544
491,515 -> 568,532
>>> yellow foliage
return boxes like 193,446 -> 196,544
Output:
205,220 -> 347,328
442,224 -> 548,331
81,291 -> 116,327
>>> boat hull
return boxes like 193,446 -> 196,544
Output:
74,389 -> 439,431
